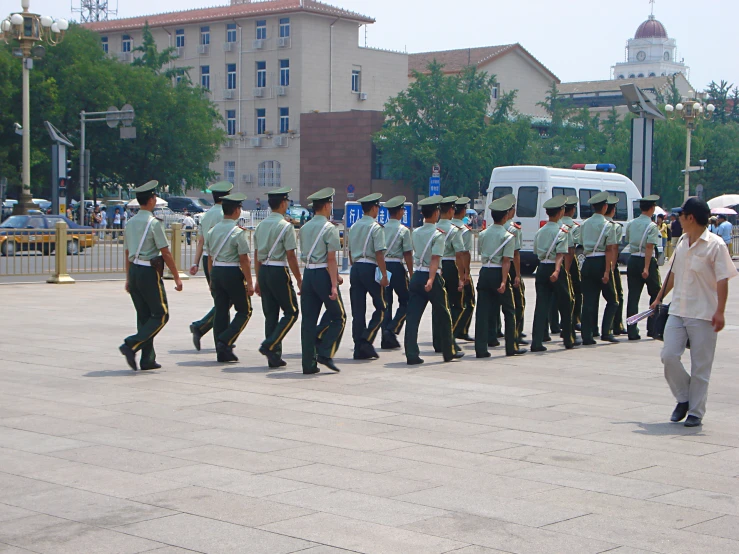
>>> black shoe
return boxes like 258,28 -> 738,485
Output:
444,351 -> 465,362
575,323 -> 582,331
407,358 -> 424,365
520,333 -> 528,338
684,415 -> 702,428
670,402 -> 689,422
303,367 -> 320,374
613,329 -> 625,336
317,355 -> 340,372
593,332 -> 600,338
497,331 -> 505,338
507,349 -> 527,356
551,328 -> 561,334
600,335 -> 619,343
259,344 -> 283,368
140,362 -> 161,371
380,331 -> 401,350
518,339 -> 530,345
531,346 -> 547,353
216,341 -> 238,363
573,339 -> 583,346
488,340 -> 500,348
277,358 -> 287,367
628,335 -> 642,341
189,324 -> 203,351
582,339 -> 597,346
119,344 -> 137,371
543,336 -> 552,343
476,352 -> 491,358
354,347 -> 375,360
458,334 -> 475,342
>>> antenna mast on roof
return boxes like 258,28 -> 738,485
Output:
72,0 -> 118,22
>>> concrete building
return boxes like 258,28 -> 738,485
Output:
408,44 -> 560,118
84,0 -> 408,207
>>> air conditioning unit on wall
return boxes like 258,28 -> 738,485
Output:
242,173 -> 252,183
359,92 -> 368,101
251,137 -> 262,147
223,42 -> 234,52
278,37 -> 290,48
253,39 -> 264,50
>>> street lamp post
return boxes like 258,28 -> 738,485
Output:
665,92 -> 716,203
0,0 -> 67,215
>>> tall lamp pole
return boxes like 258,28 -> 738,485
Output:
0,0 -> 67,215
665,92 -> 715,203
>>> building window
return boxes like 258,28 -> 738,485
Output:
224,161 -> 236,185
259,161 -> 281,187
351,69 -> 361,92
491,83 -> 499,100
200,26 -> 210,45
226,23 -> 237,43
101,36 -> 108,53
649,72 -> 656,77
516,186 -> 538,218
279,17 -> 290,38
637,73 -> 644,78
617,74 -> 625,79
256,61 -> 266,88
122,35 -> 132,52
175,29 -> 185,48
226,110 -> 236,136
279,59 -> 289,87
226,63 -> 237,90
256,20 -> 266,40
256,109 -> 266,135
628,74 -> 636,78
279,107 -> 289,133
200,65 -> 210,89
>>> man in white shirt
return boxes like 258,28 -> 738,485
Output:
651,198 -> 737,427
181,210 -> 195,245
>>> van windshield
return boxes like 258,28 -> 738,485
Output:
516,187 -> 538,218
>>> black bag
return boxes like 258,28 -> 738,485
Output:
652,236 -> 686,345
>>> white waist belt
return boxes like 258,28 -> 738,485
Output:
214,261 -> 239,267
354,258 -> 377,265
441,257 -> 457,262
305,263 -> 328,269
586,252 -> 606,258
539,260 -> 555,264
631,253 -> 649,258
133,259 -> 151,266
415,267 -> 430,272
482,263 -> 502,268
263,261 -> 287,266
385,257 -> 403,263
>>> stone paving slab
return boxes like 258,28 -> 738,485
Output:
1,276 -> 739,553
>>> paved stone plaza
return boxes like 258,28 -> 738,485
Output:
1,272 -> 739,553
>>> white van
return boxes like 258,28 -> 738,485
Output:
485,166 -> 642,273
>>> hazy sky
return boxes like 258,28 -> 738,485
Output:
23,0 -> 735,91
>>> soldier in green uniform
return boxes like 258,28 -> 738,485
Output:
549,195 -> 581,344
120,181 -> 184,371
475,196 -> 527,358
433,196 -> 467,352
300,188 -> 345,374
605,196 -> 626,335
579,191 -> 619,345
504,195 -> 527,346
453,197 -> 475,341
380,196 -> 413,350
531,196 -> 576,352
254,187 -> 301,368
189,181 -> 233,351
205,193 -> 254,363
625,195 -> 661,340
349,193 -> 389,360
405,196 -> 464,365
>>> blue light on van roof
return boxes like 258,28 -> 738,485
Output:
571,164 -> 617,172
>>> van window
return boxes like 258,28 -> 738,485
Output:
516,186 -> 538,218
608,191 -> 628,221
492,186 -> 512,200
553,187 -> 577,218
579,189 -> 599,219
633,200 -> 641,217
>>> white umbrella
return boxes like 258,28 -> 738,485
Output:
707,194 -> 739,209
126,197 -> 168,208
654,206 -> 667,216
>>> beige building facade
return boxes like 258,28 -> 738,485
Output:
85,0 -> 408,206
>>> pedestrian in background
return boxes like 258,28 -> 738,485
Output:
657,214 -> 668,252
182,210 -> 195,245
670,212 -> 682,252
113,208 -> 122,230
716,214 -> 734,258
652,197 -> 736,427
709,216 -> 719,234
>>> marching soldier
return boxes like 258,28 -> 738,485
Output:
189,181 -> 233,350
505,195 -> 527,345
349,193 -> 389,360
625,195 -> 661,340
452,197 -> 475,341
580,191 -> 619,345
380,196 -> 413,350
254,187 -> 301,368
605,196 -> 626,335
433,196 -> 467,352
120,181 -> 183,371
300,188 -> 345,374
549,195 -> 581,344
405,196 -> 464,365
205,193 -> 254,363
531,196 -> 576,352
475,196 -> 526,358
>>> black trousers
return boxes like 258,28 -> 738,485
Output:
125,264 -> 169,364
258,265 -> 299,357
210,266 -> 252,347
301,268 -> 346,371
494,267 -> 525,343
612,267 -> 625,333
405,272 -> 458,362
626,256 -> 661,338
434,260 -> 462,351
549,265 -> 578,342
192,255 -> 215,335
581,256 -> 618,342
476,267 -> 517,356
456,277 -> 475,338
532,263 -> 573,350
349,263 -> 386,346
382,261 -> 409,335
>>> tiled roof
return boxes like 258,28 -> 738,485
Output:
82,0 -> 374,33
409,43 -> 559,83
559,76 -> 672,95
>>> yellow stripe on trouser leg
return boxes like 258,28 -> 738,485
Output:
331,294 -> 347,358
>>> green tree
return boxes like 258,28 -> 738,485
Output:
132,22 -> 190,82
706,80 -> 732,125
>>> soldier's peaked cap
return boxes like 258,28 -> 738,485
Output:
222,193 -> 247,203
588,191 -> 610,205
543,196 -> 567,209
384,196 -> 406,209
440,196 -> 459,205
418,195 -> 443,208
358,193 -> 382,204
566,195 -> 579,206
307,187 -> 335,201
641,194 -> 660,203
455,197 -> 470,207
133,180 -> 158,193
210,181 -> 234,193
489,197 -> 514,212
267,187 -> 292,197
606,195 -> 620,205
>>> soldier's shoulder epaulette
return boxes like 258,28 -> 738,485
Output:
513,223 -> 522,230
574,222 -> 581,226
560,226 -> 569,233
238,225 -> 248,231
437,228 -> 446,234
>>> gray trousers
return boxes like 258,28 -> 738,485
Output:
661,315 -> 717,419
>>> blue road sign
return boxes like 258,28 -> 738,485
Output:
345,202 -> 413,229
429,176 -> 440,197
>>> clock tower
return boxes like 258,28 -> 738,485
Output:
612,8 -> 689,80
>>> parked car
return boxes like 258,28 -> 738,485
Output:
166,196 -> 207,215
0,214 -> 95,256
287,205 -> 311,227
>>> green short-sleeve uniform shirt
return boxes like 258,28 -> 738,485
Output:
254,212 -> 296,262
412,222 -> 444,268
580,213 -> 617,254
436,219 -> 466,257
300,215 -> 340,264
383,219 -> 412,259
452,218 -> 473,252
625,214 -> 660,254
205,220 -> 250,263
560,216 -> 578,249
505,221 -> 523,251
479,224 -> 515,265
534,222 -> 569,261
349,215 -> 386,263
124,210 -> 169,261
199,204 -> 224,256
